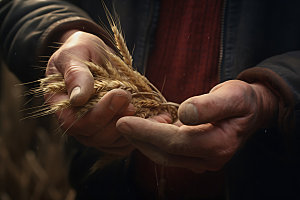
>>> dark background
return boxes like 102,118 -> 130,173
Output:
0,64 -> 74,200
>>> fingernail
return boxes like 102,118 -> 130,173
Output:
179,102 -> 199,125
109,92 -> 130,112
109,95 -> 119,112
118,90 -> 132,100
70,86 -> 81,104
125,104 -> 136,114
118,122 -> 132,133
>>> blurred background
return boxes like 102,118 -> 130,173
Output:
0,64 -> 75,200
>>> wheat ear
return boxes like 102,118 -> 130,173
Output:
111,25 -> 133,67
28,11 -> 179,123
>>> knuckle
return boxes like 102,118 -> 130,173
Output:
51,49 -> 69,67
46,54 -> 61,75
64,65 -> 82,77
64,65 -> 92,84
226,82 -> 256,113
47,55 -> 56,68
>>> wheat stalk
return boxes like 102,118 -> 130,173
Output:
30,15 -> 178,123
111,26 -> 133,67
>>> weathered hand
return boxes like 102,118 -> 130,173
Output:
116,80 -> 278,172
46,30 -> 113,106
45,30 -> 135,155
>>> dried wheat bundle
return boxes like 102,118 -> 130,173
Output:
30,20 -> 178,122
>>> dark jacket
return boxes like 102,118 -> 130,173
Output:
1,0 -> 300,199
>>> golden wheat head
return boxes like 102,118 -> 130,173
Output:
28,10 -> 178,124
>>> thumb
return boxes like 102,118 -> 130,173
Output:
178,81 -> 251,125
64,60 -> 95,106
46,31 -> 102,107
178,94 -> 220,125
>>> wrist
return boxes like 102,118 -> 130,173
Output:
250,83 -> 279,128
237,67 -> 295,133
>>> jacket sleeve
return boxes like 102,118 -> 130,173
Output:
0,0 -> 112,83
237,51 -> 300,134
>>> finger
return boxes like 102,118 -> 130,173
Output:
75,132 -> 134,156
87,89 -> 132,125
148,113 -> 173,123
73,119 -> 134,156
74,118 -> 126,147
117,116 -> 239,159
44,91 -> 69,104
47,49 -> 94,106
74,127 -> 131,149
56,89 -> 132,137
63,59 -> 95,106
75,136 -> 134,156
117,116 -> 179,148
178,80 -> 254,125
118,103 -> 136,117
117,117 -> 209,156
75,89 -> 132,134
119,118 -> 236,171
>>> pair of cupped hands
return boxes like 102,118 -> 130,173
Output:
46,30 -> 278,173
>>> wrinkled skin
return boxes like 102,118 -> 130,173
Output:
45,30 -> 135,155
46,30 -> 278,169
117,80 -> 278,172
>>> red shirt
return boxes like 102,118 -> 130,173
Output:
134,0 -> 225,199
134,0 -> 224,199
146,0 -> 221,103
